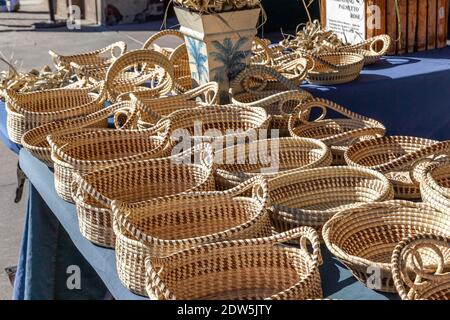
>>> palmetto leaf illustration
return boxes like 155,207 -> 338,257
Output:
211,37 -> 250,83
186,37 -> 209,83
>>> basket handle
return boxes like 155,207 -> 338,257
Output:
221,175 -> 269,206
251,37 -> 274,66
109,41 -> 127,59
340,34 -> 392,56
391,234 -> 450,300
297,50 -> 344,71
142,29 -> 184,51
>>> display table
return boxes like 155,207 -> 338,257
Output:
1,46 -> 449,300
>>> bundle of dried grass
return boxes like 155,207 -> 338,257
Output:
174,0 -> 260,13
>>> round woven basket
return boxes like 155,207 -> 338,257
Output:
144,227 -> 323,300
417,159 -> 450,214
49,41 -> 127,81
304,51 -> 364,85
322,200 -> 450,293
268,166 -> 394,235
215,137 -> 332,190
391,233 -> 450,300
5,86 -> 105,145
132,82 -> 218,127
21,101 -> 136,166
289,98 -> 386,164
72,143 -> 215,248
345,136 -> 450,199
112,176 -> 271,296
48,120 -> 171,203
338,35 -> 392,65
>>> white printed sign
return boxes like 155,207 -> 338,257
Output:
326,0 -> 366,44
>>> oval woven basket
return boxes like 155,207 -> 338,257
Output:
345,136 -> 450,199
268,166 -> 394,235
289,98 -> 386,164
303,51 -> 364,85
49,41 -> 127,81
72,143 -> 215,248
322,200 -> 450,293
132,82 -> 219,127
21,101 -> 136,167
5,86 -> 105,145
144,227 -> 323,300
215,137 -> 332,190
112,176 -> 271,296
338,35 -> 392,65
391,233 -> 450,300
48,120 -> 171,203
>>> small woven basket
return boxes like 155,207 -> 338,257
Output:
21,101 -> 136,166
345,136 -> 450,199
322,200 -> 450,293
215,137 -> 332,190
72,143 -> 215,248
48,120 -> 171,203
144,227 -> 323,300
303,51 -> 364,85
132,82 -> 218,127
417,159 -> 450,214
112,176 -> 271,296
288,98 -> 386,164
338,35 -> 392,65
268,166 -> 394,234
49,41 -> 127,81
5,86 -> 105,145
391,233 -> 450,300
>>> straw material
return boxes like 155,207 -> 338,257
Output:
21,101 -> 136,167
132,82 -> 219,127
289,98 -> 386,164
168,44 -> 192,93
268,166 -> 394,234
142,30 -> 184,56
6,85 -> 105,145
49,41 -> 127,81
322,200 -> 450,293
72,143 -> 215,248
48,120 -> 171,203
113,176 -> 271,296
144,227 -> 323,300
345,136 -> 450,199
339,35 -> 392,65
417,159 -> 450,214
215,137 -> 332,189
391,233 -> 450,300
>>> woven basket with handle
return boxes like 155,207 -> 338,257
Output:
5,85 -> 105,145
289,97 -> 386,164
391,233 -> 450,300
144,227 -> 323,300
215,137 -> 332,190
72,143 -> 215,248
268,166 -> 394,235
322,200 -> 450,293
345,136 -> 450,199
338,35 -> 392,65
48,120 -> 171,203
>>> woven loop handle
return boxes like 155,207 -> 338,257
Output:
252,37 -> 274,65
340,35 -> 392,56
391,234 -> 450,300
142,29 -> 184,51
298,50 -> 346,71
221,175 -> 269,207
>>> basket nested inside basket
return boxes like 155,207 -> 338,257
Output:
72,143 -> 215,248
144,227 -> 323,300
345,136 -> 450,199
323,200 -> 450,293
391,233 -> 450,300
289,98 -> 386,165
215,137 -> 332,189
132,82 -> 219,127
110,174 -> 269,297
268,166 -> 394,233
5,86 -> 105,144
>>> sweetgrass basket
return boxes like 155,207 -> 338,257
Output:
168,44 -> 192,93
215,137 -> 332,190
322,200 -> 450,293
345,136 -> 450,199
391,233 -> 450,300
5,86 -> 105,145
21,101 -> 136,167
72,143 -> 215,248
112,176 -> 271,296
49,41 -> 127,81
132,82 -> 219,127
268,166 -> 394,234
48,120 -> 171,203
142,29 -> 185,56
144,227 -> 323,300
338,35 -> 392,65
288,97 -> 386,164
